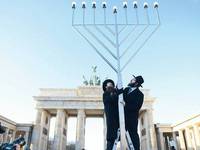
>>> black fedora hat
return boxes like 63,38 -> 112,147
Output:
102,79 -> 115,91
132,75 -> 144,87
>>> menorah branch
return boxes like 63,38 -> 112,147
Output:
121,25 -> 160,72
94,26 -> 116,48
83,26 -> 118,60
73,26 -> 118,73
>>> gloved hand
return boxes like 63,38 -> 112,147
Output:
116,87 -> 123,95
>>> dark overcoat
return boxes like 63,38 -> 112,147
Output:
123,87 -> 144,150
103,89 -> 121,141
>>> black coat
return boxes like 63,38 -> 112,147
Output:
103,89 -> 123,141
123,87 -> 144,131
123,87 -> 144,150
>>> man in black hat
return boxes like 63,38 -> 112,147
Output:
102,79 -> 123,150
123,75 -> 144,150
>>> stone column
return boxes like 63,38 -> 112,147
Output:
193,125 -> 200,150
172,132 -> 179,150
159,131 -> 165,150
31,109 -> 50,150
185,127 -> 193,150
143,110 -> 151,150
190,128 -> 197,150
146,109 -> 158,150
0,133 -> 3,144
76,109 -> 86,150
39,110 -> 51,150
53,109 -> 68,150
178,130 -> 186,150
139,111 -> 148,150
103,113 -> 107,150
3,128 -> 9,143
12,131 -> 16,142
31,109 -> 42,150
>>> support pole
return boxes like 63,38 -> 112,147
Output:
114,6 -> 128,150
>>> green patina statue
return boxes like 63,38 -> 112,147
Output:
83,66 -> 101,86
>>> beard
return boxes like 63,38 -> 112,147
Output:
128,83 -> 135,87
106,87 -> 115,92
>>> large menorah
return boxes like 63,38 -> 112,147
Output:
71,1 -> 160,149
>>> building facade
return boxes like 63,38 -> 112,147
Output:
0,115 -> 33,147
173,114 -> 200,150
155,114 -> 200,150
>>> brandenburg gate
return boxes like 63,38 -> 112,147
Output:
31,86 -> 157,150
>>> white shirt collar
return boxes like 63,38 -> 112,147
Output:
128,86 -> 137,94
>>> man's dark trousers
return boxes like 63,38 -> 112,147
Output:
125,112 -> 140,150
106,140 -> 115,150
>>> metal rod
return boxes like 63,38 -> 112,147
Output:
119,6 -> 140,47
120,25 -> 149,58
103,7 -> 115,35
93,7 -> 96,24
118,5 -> 128,35
73,23 -> 156,26
103,7 -> 106,24
121,25 -> 160,71
105,26 -> 115,36
120,5 -> 152,59
126,131 -> 135,150
156,8 -> 161,25
94,26 -> 116,48
72,9 -> 75,25
73,26 -> 118,73
119,25 -> 137,46
135,7 -> 139,24
145,7 -> 150,25
114,9 -> 128,150
83,8 -> 85,25
125,6 -> 128,24
83,26 -> 118,60
119,25 -> 127,35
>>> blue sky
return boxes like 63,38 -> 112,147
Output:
0,0 -> 200,148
